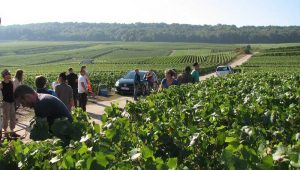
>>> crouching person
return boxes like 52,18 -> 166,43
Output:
14,85 -> 72,127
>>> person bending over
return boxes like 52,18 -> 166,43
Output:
14,85 -> 72,126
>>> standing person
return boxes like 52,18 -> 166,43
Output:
191,62 -> 200,83
13,69 -> 24,92
159,69 -> 178,91
14,85 -> 72,127
177,66 -> 193,85
35,75 -> 57,96
66,67 -> 78,108
13,69 -> 24,111
133,69 -> 141,101
81,66 -> 93,96
78,69 -> 88,111
145,70 -> 155,91
0,69 -> 19,138
55,72 -> 73,111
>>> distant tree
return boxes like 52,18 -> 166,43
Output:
0,23 -> 300,43
244,45 -> 252,54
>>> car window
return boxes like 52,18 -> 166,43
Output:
123,71 -> 135,79
123,71 -> 146,79
217,67 -> 229,71
139,72 -> 146,78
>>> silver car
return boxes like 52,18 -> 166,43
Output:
216,65 -> 233,77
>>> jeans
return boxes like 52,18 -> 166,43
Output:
78,93 -> 87,111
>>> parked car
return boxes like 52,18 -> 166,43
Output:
115,70 -> 158,95
216,65 -> 234,76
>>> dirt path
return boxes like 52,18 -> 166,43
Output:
86,95 -> 133,123
200,54 -> 252,81
169,50 -> 176,56
1,108 -> 34,142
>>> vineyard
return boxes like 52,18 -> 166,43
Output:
241,46 -> 300,72
1,41 -> 300,169
0,41 -> 242,91
1,72 -> 299,169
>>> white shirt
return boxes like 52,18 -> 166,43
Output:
52,81 -> 60,91
13,78 -> 22,92
78,75 -> 88,93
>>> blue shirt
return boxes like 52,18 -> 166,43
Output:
37,88 -> 57,97
161,78 -> 178,89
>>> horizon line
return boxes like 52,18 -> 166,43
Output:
1,21 -> 299,28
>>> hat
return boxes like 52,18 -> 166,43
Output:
1,69 -> 11,78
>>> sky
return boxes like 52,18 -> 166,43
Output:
0,0 -> 299,26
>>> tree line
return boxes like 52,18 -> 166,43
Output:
0,22 -> 300,43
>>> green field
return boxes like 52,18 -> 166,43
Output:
1,41 -> 300,169
0,41 -> 244,89
1,41 -> 299,71
0,41 -> 241,69
1,41 -> 300,90
241,45 -> 300,72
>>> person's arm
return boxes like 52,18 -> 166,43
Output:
55,86 -> 59,97
159,79 -> 165,91
158,83 -> 163,92
75,74 -> 78,83
81,82 -> 88,94
191,71 -> 196,83
34,103 -> 48,119
70,98 -> 74,108
13,79 -> 17,92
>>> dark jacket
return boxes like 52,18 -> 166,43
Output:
178,72 -> 193,85
134,73 -> 141,85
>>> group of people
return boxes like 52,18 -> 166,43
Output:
133,62 -> 200,100
0,66 -> 91,141
0,63 -> 200,140
160,62 -> 200,89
